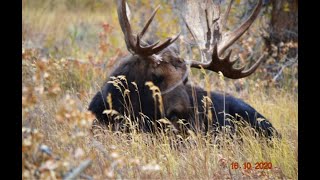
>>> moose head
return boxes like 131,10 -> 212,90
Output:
89,0 -> 279,138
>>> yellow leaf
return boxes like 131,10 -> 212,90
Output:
283,2 -> 290,12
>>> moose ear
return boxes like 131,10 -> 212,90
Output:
168,43 -> 180,55
146,39 -> 157,45
162,43 -> 180,56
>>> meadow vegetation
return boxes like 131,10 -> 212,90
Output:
22,0 -> 298,179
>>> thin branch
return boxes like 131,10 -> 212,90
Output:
272,55 -> 298,81
221,0 -> 235,31
63,159 -> 92,180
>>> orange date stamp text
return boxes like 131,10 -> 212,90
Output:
231,162 -> 272,170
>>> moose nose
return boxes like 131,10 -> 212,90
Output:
163,86 -> 190,121
167,108 -> 185,121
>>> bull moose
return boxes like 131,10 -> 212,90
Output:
89,0 -> 279,138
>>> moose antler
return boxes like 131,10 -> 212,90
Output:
190,44 -> 264,79
179,0 -> 264,79
117,0 -> 180,57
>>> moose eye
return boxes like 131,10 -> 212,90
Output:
152,74 -> 164,85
